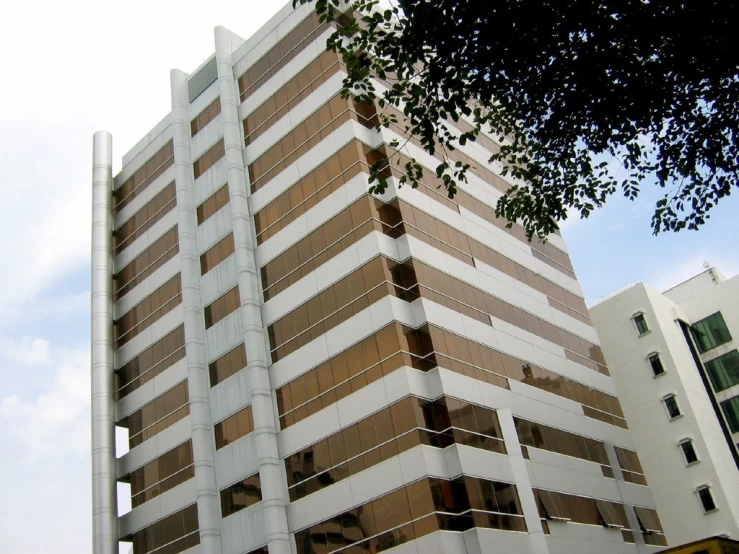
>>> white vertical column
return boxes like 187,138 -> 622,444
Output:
497,408 -> 551,554
604,441 -> 648,551
170,68 -> 224,554
91,130 -> 118,554
214,26 -> 293,554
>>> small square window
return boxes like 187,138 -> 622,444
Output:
663,394 -> 681,419
679,439 -> 698,465
648,353 -> 665,377
696,485 -> 717,513
633,313 -> 649,335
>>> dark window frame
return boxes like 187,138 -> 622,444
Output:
663,394 -> 682,420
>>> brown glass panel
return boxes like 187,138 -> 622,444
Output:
116,325 -> 186,399
634,506 -> 664,533
191,97 -> 221,137
214,405 -> 254,449
431,326 -> 625,427
115,274 -> 182,348
615,446 -> 648,485
538,490 -> 570,520
114,181 -> 176,255
127,381 -> 189,449
277,320 -> 624,430
248,94 -> 353,191
388,193 -> 590,324
535,489 -> 624,527
285,396 -> 505,501
244,50 -> 342,146
615,446 -> 644,473
200,233 -> 235,275
204,286 -> 240,329
294,477 -> 524,553
513,416 -> 610,467
115,227 -> 179,300
209,343 -> 247,387
277,324 -> 434,428
220,473 -> 262,517
267,256 -> 399,361
411,259 -> 605,373
238,11 -> 328,100
193,139 -> 225,179
130,440 -> 194,507
130,503 -> 199,554
115,141 -> 175,214
642,532 -> 668,547
621,470 -> 648,486
260,195 -> 384,299
196,184 -> 230,225
254,141 -> 367,244
596,500 -> 629,528
583,405 -> 628,429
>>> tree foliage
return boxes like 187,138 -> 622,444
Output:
294,0 -> 739,239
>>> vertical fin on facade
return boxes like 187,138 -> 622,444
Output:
171,68 -> 224,553
214,25 -> 293,554
91,131 -> 118,554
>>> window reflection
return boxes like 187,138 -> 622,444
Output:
214,405 -> 254,449
294,477 -> 526,553
200,233 -> 235,275
244,50 -> 342,147
115,274 -> 182,348
130,440 -> 194,507
209,343 -> 247,387
220,473 -> 262,517
204,286 -> 240,329
114,181 -> 176,255
115,141 -> 174,214
193,139 -> 225,179
514,417 -> 611,469
130,503 -> 199,554
127,381 -> 189,448
196,184 -> 230,225
191,97 -> 221,137
116,325 -> 185,399
276,321 -> 625,430
285,395 -> 506,501
115,227 -> 179,300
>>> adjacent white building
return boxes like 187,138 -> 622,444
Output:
91,2 -> 668,553
591,267 -> 739,547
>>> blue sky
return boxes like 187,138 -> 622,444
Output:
563,183 -> 739,304
0,1 -> 736,553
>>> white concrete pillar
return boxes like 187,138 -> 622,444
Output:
170,68 -> 224,554
604,441 -> 648,551
214,26 -> 293,554
91,130 -> 119,554
497,408 -> 551,554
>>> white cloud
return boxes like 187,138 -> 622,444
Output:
0,345 -> 90,459
649,253 -> 739,293
0,336 -> 52,366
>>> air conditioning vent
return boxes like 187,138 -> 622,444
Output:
188,57 -> 217,103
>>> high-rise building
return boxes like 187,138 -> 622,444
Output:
91,3 -> 666,553
591,267 -> 739,546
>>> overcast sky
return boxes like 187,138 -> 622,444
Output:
0,1 -> 736,553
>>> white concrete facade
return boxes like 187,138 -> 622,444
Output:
591,267 -> 739,547
92,3 -> 665,554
